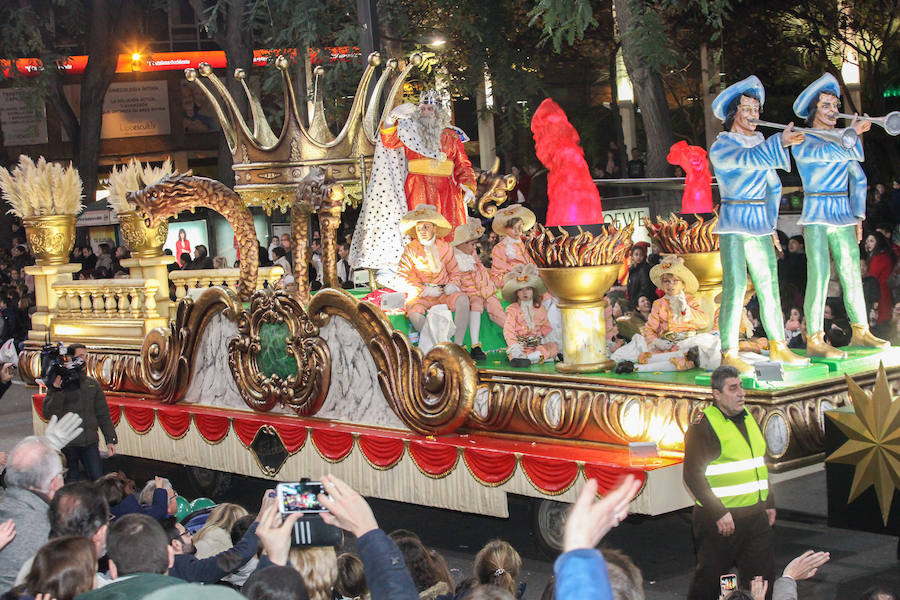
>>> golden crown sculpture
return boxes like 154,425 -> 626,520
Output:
185,52 -> 421,212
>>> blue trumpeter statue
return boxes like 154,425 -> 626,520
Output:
791,73 -> 888,358
709,76 -> 809,375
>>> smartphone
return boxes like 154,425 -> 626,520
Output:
720,574 -> 738,594
276,481 -> 328,514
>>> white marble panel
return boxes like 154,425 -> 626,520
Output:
183,312 -> 247,410
316,315 -> 408,430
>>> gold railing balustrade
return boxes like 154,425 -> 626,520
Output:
29,266 -> 285,348
169,267 -> 284,302
52,279 -> 161,320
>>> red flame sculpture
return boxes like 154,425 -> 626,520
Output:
531,99 -> 603,226
667,141 -> 713,213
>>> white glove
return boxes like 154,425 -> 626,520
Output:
444,284 -> 460,294
44,412 -> 84,450
387,103 -> 417,124
649,337 -> 674,352
461,185 -> 476,206
421,284 -> 443,298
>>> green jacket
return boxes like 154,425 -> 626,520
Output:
75,573 -> 181,600
42,371 -> 117,446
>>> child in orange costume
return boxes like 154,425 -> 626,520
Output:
490,205 -> 537,287
396,205 -> 470,347
451,219 -> 506,360
501,264 -> 558,367
611,255 -> 720,371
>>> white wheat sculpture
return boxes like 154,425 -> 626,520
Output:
0,155 -> 85,218
106,157 -> 175,215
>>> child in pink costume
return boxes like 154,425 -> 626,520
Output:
490,205 -> 537,288
501,264 -> 558,367
451,219 -> 506,360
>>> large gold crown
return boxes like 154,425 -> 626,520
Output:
185,52 -> 420,211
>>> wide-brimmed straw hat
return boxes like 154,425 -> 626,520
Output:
451,219 -> 485,246
492,205 -> 536,235
399,204 -> 452,238
501,263 -> 546,303
649,255 -> 699,293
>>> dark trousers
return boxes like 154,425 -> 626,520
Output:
687,507 -> 774,600
63,444 -> 103,482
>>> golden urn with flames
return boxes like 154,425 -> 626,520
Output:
646,213 -> 721,332
526,223 -> 634,373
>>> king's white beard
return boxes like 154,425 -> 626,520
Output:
415,112 -> 447,155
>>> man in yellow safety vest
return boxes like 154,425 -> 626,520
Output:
683,365 -> 776,600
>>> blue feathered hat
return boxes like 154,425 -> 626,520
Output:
712,76 -> 765,122
793,73 -> 841,119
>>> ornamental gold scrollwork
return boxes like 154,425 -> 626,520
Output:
309,289 -> 476,435
593,393 -> 697,451
520,387 -> 592,438
467,385 -> 520,431
228,289 -> 330,415
27,230 -> 69,256
141,287 -> 243,403
473,160 -> 515,219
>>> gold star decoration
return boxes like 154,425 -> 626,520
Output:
826,363 -> 900,526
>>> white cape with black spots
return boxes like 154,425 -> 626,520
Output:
349,136 -> 409,271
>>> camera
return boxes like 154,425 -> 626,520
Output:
291,514 -> 342,547
39,342 -> 84,390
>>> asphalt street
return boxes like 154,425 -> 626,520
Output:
3,381 -> 898,599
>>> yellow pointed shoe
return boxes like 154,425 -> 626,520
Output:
849,323 -> 890,349
806,331 -> 847,359
721,348 -> 755,376
767,339 -> 809,365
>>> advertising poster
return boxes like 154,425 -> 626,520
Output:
64,81 -> 171,139
165,220 -> 209,267
0,88 -> 49,146
603,206 -> 650,243
181,80 -> 220,134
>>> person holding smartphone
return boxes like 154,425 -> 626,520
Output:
0,362 -> 16,399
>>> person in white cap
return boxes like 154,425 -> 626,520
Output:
708,75 -> 807,375
791,73 -> 887,357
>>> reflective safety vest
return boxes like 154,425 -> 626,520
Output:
699,405 -> 769,508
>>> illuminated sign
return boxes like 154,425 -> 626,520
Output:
1,47 -> 361,78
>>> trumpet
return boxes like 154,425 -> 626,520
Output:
749,119 -> 858,149
837,111 -> 900,136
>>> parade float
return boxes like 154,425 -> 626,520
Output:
11,53 -> 900,550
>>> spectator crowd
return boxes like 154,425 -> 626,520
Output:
0,430 -> 893,600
